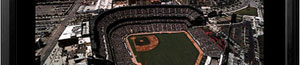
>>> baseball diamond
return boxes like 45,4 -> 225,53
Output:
125,31 -> 203,65
130,35 -> 159,52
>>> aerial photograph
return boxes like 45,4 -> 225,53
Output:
34,0 -> 264,65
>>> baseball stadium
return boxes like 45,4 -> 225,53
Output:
91,5 -> 226,65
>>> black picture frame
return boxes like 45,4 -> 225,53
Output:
285,0 -> 299,65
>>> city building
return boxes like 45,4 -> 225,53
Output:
58,25 -> 82,47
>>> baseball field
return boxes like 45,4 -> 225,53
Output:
126,31 -> 203,65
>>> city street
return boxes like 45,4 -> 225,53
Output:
39,0 -> 82,63
223,0 -> 251,13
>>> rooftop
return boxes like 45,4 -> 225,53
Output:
82,22 -> 90,36
58,25 -> 82,40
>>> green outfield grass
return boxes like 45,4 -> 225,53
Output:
128,32 -> 200,65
